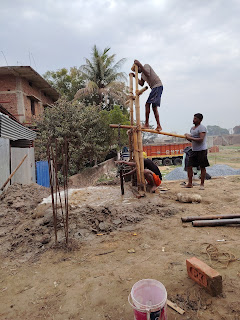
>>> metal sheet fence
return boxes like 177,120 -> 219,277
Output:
36,161 -> 50,187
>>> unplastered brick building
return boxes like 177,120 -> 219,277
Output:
0,66 -> 59,124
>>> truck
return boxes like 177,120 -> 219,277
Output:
143,142 -> 191,166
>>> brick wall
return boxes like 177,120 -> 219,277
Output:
21,78 -> 55,122
0,74 -> 56,123
0,93 -> 18,115
0,75 -> 16,91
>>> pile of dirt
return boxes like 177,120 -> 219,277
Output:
0,183 -> 179,261
69,200 -> 178,238
0,183 -> 51,260
0,183 -> 50,213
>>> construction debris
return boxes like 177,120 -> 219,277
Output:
177,193 -> 202,203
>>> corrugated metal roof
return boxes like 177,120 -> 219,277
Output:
0,113 -> 37,140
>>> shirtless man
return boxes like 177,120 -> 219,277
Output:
132,59 -> 163,131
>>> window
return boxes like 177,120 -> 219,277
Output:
31,99 -> 35,115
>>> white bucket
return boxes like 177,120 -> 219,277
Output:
129,279 -> 167,320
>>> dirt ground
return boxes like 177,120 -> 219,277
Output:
1,168 -> 240,320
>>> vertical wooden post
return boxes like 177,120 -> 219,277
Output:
129,73 -> 134,161
133,65 -> 146,192
133,130 -> 141,186
129,73 -> 134,127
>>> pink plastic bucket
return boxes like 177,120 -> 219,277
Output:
128,279 -> 167,320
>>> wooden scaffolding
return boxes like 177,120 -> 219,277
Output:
110,63 -> 186,194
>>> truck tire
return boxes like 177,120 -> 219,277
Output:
162,158 -> 172,166
153,159 -> 162,166
173,158 -> 182,166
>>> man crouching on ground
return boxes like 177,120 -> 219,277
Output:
116,154 -> 162,193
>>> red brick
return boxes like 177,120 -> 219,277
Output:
186,257 -> 222,296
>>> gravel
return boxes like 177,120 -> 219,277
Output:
164,164 -> 240,181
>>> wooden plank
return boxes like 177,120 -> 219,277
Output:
167,299 -> 185,315
0,154 -> 28,191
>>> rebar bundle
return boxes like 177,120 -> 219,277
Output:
47,138 -> 69,245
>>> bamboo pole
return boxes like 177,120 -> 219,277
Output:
133,130 -> 141,187
133,65 -> 146,191
129,73 -> 134,127
109,124 -> 187,139
136,86 -> 148,96
131,63 -> 137,72
1,154 -> 28,191
129,73 -> 134,161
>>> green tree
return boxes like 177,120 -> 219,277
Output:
104,105 -> 130,148
35,99 -> 111,175
75,45 -> 127,110
35,100 -> 130,175
43,67 -> 84,101
207,125 -> 229,136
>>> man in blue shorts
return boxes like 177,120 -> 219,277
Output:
185,113 -> 210,190
132,60 -> 163,131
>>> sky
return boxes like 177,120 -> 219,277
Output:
1,0 -> 240,134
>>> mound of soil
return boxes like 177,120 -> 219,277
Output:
0,182 -> 179,261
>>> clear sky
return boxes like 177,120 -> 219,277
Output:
1,0 -> 240,134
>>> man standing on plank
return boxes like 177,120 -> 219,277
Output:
184,113 -> 210,190
132,59 -> 163,131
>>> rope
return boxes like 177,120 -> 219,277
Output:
205,244 -> 237,268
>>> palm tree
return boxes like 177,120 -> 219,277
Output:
75,45 -> 127,110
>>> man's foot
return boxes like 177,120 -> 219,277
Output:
192,182 -> 199,186
199,185 -> 205,190
182,184 -> 193,188
155,126 -> 162,132
142,124 -> 149,129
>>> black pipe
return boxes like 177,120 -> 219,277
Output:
182,214 -> 240,222
192,218 -> 240,227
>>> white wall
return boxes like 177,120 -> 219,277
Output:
11,147 -> 36,184
0,138 -> 10,192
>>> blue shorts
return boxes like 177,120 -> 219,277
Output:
146,86 -> 163,107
